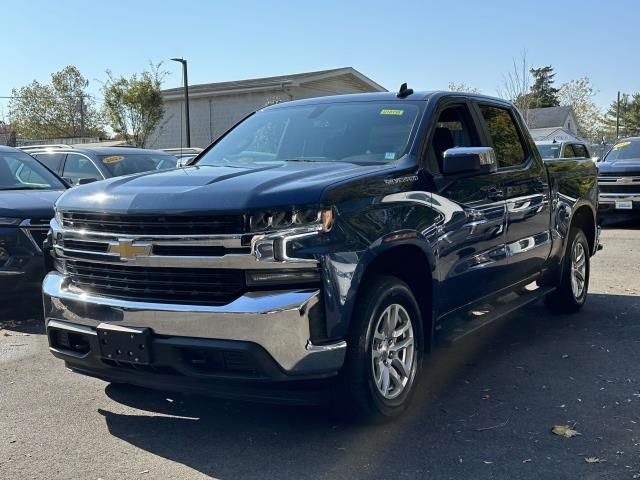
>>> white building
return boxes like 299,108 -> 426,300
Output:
149,67 -> 386,149
525,106 -> 582,142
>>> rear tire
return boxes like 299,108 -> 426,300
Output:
545,227 -> 590,313
337,275 -> 423,423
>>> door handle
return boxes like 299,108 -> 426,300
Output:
486,188 -> 504,201
534,180 -> 546,192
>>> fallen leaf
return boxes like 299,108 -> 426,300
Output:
138,470 -> 149,474
552,425 -> 581,438
522,458 -> 532,463
483,460 -> 493,464
584,457 -> 605,464
562,354 -> 569,359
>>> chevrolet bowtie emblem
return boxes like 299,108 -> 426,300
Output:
108,239 -> 152,260
616,177 -> 633,184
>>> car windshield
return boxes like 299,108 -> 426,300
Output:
537,144 -> 562,159
98,153 -> 177,176
196,102 -> 422,166
604,139 -> 640,161
0,150 -> 65,190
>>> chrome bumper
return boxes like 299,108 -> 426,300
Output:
598,193 -> 640,204
42,272 -> 346,376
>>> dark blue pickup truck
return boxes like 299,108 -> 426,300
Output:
0,146 -> 66,307
43,90 -> 599,421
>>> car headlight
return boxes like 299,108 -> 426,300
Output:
248,208 -> 334,233
0,217 -> 22,226
54,208 -> 64,226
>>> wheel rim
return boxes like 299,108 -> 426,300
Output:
570,239 -> 587,299
371,303 -> 415,400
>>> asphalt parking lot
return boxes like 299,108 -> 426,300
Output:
1,225 -> 639,480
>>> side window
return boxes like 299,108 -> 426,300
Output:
430,104 -> 480,171
4,157 -> 50,186
563,144 -> 576,158
479,105 -> 527,168
62,154 -> 102,184
32,153 -> 66,172
572,144 -> 588,158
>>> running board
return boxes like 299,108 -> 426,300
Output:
436,286 -> 556,346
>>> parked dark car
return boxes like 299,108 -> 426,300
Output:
43,90 -> 598,422
28,146 -> 178,185
597,137 -> 640,219
536,140 -> 592,160
0,146 -> 66,304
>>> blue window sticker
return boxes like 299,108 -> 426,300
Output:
385,152 -> 396,160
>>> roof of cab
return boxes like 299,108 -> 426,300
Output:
264,90 -> 513,110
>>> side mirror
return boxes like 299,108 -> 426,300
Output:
442,147 -> 497,175
77,177 -> 98,185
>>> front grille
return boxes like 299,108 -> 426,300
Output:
599,184 -> 640,194
62,212 -> 245,235
66,260 -> 245,305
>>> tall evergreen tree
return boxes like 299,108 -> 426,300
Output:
527,66 -> 560,108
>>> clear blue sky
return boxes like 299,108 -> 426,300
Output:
1,0 -> 638,116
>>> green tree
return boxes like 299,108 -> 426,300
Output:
604,93 -> 640,138
523,66 -> 560,108
8,66 -> 104,139
102,63 -> 167,147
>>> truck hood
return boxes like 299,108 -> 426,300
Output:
0,189 -> 63,219
598,158 -> 640,175
56,162 -> 391,213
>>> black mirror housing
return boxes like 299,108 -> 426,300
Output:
442,147 -> 497,175
77,177 -> 98,185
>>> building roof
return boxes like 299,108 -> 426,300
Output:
526,106 -> 573,129
162,67 -> 387,100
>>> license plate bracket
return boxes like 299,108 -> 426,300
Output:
615,200 -> 633,210
97,323 -> 151,365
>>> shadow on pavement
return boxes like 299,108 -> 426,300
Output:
98,292 -> 640,479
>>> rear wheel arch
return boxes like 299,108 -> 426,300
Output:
569,204 -> 596,254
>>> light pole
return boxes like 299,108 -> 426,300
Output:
171,57 -> 191,148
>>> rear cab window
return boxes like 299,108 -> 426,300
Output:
478,105 -> 528,168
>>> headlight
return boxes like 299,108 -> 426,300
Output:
248,208 -> 333,233
54,208 -> 64,226
0,217 -> 22,226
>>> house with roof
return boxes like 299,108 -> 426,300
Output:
149,67 -> 386,149
524,106 -> 582,142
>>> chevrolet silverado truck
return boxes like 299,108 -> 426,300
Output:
43,89 -> 599,421
597,137 -> 640,220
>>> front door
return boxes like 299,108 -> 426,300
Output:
427,102 -> 510,314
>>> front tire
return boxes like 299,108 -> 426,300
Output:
545,227 -> 590,313
338,275 -> 423,422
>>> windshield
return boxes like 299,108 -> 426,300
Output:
604,139 -> 640,162
0,150 -> 65,190
197,102 -> 422,166
98,153 -> 177,176
537,144 -> 562,159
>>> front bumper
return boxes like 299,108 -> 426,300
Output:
598,193 -> 640,215
43,272 -> 346,388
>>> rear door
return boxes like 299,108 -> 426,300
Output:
475,103 -> 552,285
